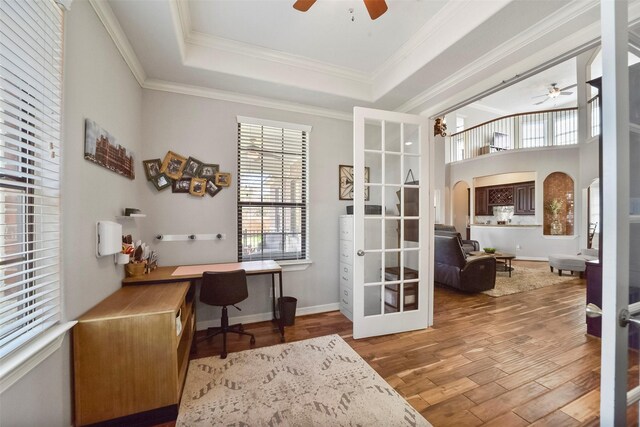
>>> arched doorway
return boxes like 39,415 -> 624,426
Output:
452,181 -> 470,237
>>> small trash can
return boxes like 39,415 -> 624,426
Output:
278,296 -> 297,326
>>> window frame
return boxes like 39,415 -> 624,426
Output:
236,116 -> 311,263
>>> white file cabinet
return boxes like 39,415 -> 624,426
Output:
339,215 -> 354,321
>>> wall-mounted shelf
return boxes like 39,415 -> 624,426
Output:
116,214 -> 146,219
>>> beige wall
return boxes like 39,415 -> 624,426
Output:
139,90 -> 353,328
0,1 -> 143,424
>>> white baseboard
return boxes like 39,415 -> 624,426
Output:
196,302 -> 340,331
516,256 -> 549,261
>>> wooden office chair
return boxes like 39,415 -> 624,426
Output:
199,269 -> 255,359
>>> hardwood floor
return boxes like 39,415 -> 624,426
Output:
184,261 -> 636,426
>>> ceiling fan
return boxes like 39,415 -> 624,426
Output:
293,0 -> 388,20
532,83 -> 577,105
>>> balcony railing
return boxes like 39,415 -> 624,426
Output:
589,95 -> 600,137
450,107 -> 581,162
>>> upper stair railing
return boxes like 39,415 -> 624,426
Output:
449,103 -> 601,162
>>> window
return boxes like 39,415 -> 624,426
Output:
0,0 -> 63,359
237,117 -> 310,262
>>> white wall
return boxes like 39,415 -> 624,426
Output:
139,90 -> 353,328
0,1 -> 143,425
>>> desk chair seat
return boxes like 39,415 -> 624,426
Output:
199,269 -> 255,359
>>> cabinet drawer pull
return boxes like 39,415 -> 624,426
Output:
343,290 -> 348,295
342,298 -> 348,305
343,267 -> 348,272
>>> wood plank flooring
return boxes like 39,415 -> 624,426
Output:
182,261 -> 637,426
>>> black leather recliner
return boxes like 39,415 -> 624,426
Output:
434,235 -> 496,292
434,224 -> 479,254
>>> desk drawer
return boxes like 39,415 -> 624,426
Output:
340,283 -> 353,313
340,216 -> 353,240
340,240 -> 353,266
339,262 -> 353,289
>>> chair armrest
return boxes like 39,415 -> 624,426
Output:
462,239 -> 480,251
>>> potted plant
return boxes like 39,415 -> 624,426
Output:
547,198 -> 564,235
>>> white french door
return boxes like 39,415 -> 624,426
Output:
597,1 -> 639,424
352,107 -> 433,339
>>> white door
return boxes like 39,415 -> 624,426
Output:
352,107 -> 433,339
596,1 -> 638,424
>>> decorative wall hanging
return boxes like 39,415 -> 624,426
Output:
198,164 -> 219,180
183,157 -> 203,177
84,119 -> 135,179
339,164 -> 370,201
143,152 -> 229,199
189,178 -> 207,197
214,172 -> 231,187
161,151 -> 187,180
143,159 -> 161,180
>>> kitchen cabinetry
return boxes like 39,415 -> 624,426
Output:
73,282 -> 195,426
475,182 -> 536,216
475,187 -> 489,215
514,181 -> 536,215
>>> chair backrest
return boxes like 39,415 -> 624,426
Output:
200,269 -> 249,307
434,224 -> 458,233
434,235 -> 467,268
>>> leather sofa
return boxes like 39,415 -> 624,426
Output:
434,235 -> 496,292
434,224 -> 480,254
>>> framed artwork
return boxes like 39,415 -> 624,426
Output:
161,151 -> 187,180
214,172 -> 231,187
339,165 -> 370,201
142,159 -> 162,180
189,177 -> 207,197
182,157 -> 203,178
198,163 -> 219,179
206,179 -> 222,197
172,177 -> 192,193
152,173 -> 171,191
84,119 -> 135,179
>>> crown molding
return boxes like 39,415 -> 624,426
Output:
173,0 -> 369,85
143,79 -> 354,122
169,0 -> 188,61
185,31 -> 370,84
397,0 -> 600,114
88,0 -> 146,86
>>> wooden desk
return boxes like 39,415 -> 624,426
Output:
73,282 -> 194,425
122,260 -> 285,340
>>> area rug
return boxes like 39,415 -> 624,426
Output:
177,334 -> 431,426
482,265 -> 579,297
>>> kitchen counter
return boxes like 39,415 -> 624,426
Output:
471,224 -> 542,228
470,224 -> 577,260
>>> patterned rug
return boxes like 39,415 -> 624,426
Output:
177,334 -> 431,426
482,265 -> 579,297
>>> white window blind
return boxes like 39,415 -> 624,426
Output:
237,118 -> 310,262
0,0 -> 63,359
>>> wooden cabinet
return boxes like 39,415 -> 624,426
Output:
475,187 -> 489,215
514,181 -> 536,215
73,282 -> 195,426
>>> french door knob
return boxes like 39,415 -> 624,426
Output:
586,303 -> 602,318
357,249 -> 365,256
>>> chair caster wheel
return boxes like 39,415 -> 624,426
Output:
250,337 -> 256,345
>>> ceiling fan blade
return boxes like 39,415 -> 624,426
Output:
559,83 -> 577,91
534,99 -> 548,106
560,91 -> 573,95
363,0 -> 387,20
531,94 -> 548,99
293,0 -> 316,12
